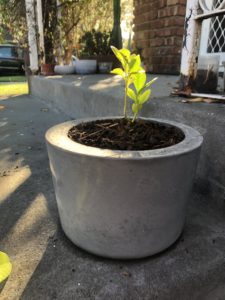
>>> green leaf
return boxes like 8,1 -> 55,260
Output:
0,252 -> 12,283
111,46 -> 157,120
138,77 -> 158,94
110,68 -> 125,78
119,48 -> 131,63
134,72 -> 146,92
127,88 -> 136,101
129,55 -> 141,73
110,46 -> 125,67
139,89 -> 151,104
130,69 -> 145,76
145,77 -> 158,88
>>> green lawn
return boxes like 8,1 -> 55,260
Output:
0,75 -> 27,82
0,75 -> 28,96
0,82 -> 28,96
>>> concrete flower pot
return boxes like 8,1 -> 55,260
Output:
75,59 -> 97,74
98,62 -> 113,74
54,65 -> 76,75
45,117 -> 203,259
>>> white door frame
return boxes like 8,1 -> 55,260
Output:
25,0 -> 39,73
179,0 -> 225,91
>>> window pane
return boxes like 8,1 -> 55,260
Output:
0,47 -> 12,57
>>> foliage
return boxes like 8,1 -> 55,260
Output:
77,0 -> 113,34
57,0 -> 88,63
111,46 -> 157,121
0,75 -> 26,82
0,0 -> 27,46
78,30 -> 112,57
0,0 -> 113,63
0,0 -> 134,66
42,0 -> 58,63
0,251 -> 12,283
56,0 -> 113,63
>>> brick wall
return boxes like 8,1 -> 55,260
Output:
133,0 -> 186,74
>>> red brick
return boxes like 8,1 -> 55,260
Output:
133,0 -> 185,74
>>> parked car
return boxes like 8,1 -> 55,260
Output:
0,44 -> 25,75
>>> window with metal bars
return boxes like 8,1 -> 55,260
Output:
207,0 -> 225,53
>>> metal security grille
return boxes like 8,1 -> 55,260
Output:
207,0 -> 225,52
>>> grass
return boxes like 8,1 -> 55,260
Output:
0,75 -> 27,82
0,75 -> 28,96
0,82 -> 28,96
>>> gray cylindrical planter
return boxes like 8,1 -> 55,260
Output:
46,117 -> 203,259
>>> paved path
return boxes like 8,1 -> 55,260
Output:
0,94 -> 225,300
0,94 -> 67,299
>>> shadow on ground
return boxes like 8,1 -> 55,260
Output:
20,194 -> 225,300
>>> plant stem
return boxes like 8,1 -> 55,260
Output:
124,81 -> 128,119
132,112 -> 137,123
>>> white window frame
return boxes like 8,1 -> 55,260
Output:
199,0 -> 225,70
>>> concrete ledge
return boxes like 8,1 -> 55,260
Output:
30,75 -> 125,118
29,74 -> 178,118
30,75 -> 225,207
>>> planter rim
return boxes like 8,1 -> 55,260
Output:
45,117 -> 203,160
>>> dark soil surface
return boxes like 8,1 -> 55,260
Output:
68,118 -> 185,151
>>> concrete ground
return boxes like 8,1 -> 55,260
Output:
0,88 -> 225,299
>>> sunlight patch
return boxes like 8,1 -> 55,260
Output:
0,166 -> 31,203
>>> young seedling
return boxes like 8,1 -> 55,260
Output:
110,46 -> 157,121
128,71 -> 158,122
